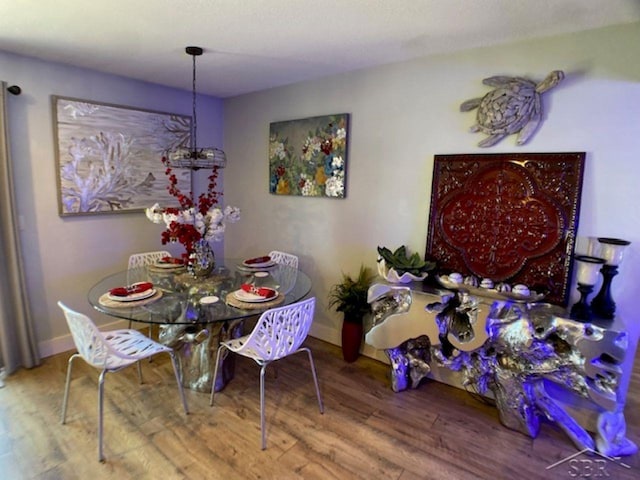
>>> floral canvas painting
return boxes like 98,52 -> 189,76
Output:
269,113 -> 348,198
53,96 -> 191,216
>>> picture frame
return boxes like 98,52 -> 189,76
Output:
53,96 -> 191,216
426,152 -> 585,306
269,113 -> 349,198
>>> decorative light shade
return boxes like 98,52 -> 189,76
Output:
574,255 -> 605,286
167,146 -> 226,169
166,46 -> 227,170
597,238 -> 630,266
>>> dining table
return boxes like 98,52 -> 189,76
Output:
88,257 -> 312,393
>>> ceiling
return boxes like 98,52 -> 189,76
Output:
1,1 -> 639,98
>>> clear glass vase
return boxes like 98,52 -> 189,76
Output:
188,239 -> 215,278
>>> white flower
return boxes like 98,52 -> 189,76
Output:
145,203 -> 164,224
147,202 -> 240,245
269,140 -> 286,160
325,174 -> 344,197
180,208 -> 195,224
224,205 -> 241,223
302,136 -> 321,161
204,221 -> 226,242
332,156 -> 344,169
194,212 -> 206,235
301,175 -> 318,196
162,211 -> 180,227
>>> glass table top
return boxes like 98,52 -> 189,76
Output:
88,258 -> 311,325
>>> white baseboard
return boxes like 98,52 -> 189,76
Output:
38,318 -> 134,358
40,320 -> 388,365
308,323 -> 388,364
309,322 -> 341,345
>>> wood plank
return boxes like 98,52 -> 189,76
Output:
0,337 -> 637,479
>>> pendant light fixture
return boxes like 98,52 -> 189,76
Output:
166,46 -> 226,170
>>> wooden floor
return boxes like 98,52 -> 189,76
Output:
0,336 -> 638,480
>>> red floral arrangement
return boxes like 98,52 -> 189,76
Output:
146,157 -> 232,263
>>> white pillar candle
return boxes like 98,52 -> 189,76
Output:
597,238 -> 631,266
574,255 -> 605,285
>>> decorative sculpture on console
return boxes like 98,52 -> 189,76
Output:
367,285 -> 637,457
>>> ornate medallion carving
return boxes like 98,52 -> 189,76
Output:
426,153 -> 585,305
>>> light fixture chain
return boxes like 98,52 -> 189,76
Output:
192,52 -> 197,152
165,46 -> 226,169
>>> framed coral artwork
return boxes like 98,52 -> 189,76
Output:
53,96 -> 191,216
426,152 -> 585,306
269,113 -> 349,198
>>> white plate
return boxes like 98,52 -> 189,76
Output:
242,257 -> 275,268
200,295 -> 219,305
153,262 -> 184,269
242,261 -> 276,269
108,288 -> 156,302
238,262 -> 278,272
233,288 -> 277,303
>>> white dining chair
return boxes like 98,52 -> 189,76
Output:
58,301 -> 189,462
128,250 -> 172,269
268,250 -> 299,269
127,250 -> 171,285
268,250 -> 299,295
209,297 -> 323,449
126,250 -> 171,332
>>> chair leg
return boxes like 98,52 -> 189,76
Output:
61,354 -> 80,424
169,352 -> 189,414
98,370 -> 107,462
209,344 -> 228,406
260,363 -> 268,450
136,361 -> 143,384
301,347 -> 324,414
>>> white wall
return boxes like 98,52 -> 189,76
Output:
223,22 -> 640,368
0,51 -> 225,355
2,21 -> 639,376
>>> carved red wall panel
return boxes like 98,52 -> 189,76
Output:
426,153 -> 585,306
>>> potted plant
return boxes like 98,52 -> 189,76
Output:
328,265 -> 375,362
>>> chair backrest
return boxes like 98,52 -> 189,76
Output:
268,250 -> 299,269
127,250 -> 171,285
244,297 -> 315,361
128,250 -> 172,269
58,301 -> 113,369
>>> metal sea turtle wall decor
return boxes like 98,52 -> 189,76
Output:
460,70 -> 564,147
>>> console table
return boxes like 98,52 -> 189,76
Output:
365,280 -> 637,457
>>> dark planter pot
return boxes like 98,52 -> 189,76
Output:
341,319 -> 363,363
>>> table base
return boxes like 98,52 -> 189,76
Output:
159,319 -> 244,393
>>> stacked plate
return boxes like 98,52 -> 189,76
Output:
238,255 -> 276,272
148,257 -> 186,274
153,258 -> 185,270
232,287 -> 278,303
107,282 -> 156,302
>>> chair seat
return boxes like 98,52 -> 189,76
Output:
102,329 -> 173,370
222,335 -> 264,362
